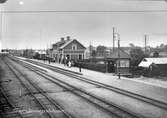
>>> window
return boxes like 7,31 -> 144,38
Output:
116,60 -> 130,67
72,44 -> 77,50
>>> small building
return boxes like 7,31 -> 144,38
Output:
150,51 -> 167,57
33,50 -> 47,60
9,49 -> 24,56
106,49 -> 131,74
23,49 -> 34,58
51,36 -> 86,63
96,46 -> 112,58
139,57 -> 167,76
85,45 -> 96,59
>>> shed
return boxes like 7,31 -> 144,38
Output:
139,58 -> 167,68
106,49 -> 131,75
139,57 -> 167,76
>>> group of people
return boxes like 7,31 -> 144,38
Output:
42,56 -> 82,72
64,59 -> 72,67
43,56 -> 73,67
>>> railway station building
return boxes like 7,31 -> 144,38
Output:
50,36 -> 86,63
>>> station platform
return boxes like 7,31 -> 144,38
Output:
17,57 -> 167,104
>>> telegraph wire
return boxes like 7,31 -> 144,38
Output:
1,10 -> 167,13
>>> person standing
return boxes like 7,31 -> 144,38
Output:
48,57 -> 51,64
68,61 -> 71,67
79,62 -> 82,72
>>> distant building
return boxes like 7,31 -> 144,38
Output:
139,57 -> 167,76
150,51 -> 167,57
85,45 -> 96,59
33,50 -> 47,59
50,36 -> 86,63
95,46 -> 112,58
106,47 -> 112,56
23,49 -> 34,58
9,49 -> 24,56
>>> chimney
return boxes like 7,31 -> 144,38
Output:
67,36 -> 70,41
61,37 -> 64,42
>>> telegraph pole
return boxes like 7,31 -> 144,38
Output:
0,4 -> 4,52
118,35 -> 121,79
0,0 -> 7,52
89,41 -> 92,58
0,6 -> 2,52
113,27 -> 115,53
144,34 -> 148,54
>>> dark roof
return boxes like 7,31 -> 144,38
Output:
52,40 -> 69,49
107,49 -> 130,59
52,39 -> 86,50
59,39 -> 86,49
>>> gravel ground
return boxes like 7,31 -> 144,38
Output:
45,70 -> 167,118
129,76 -> 167,88
87,88 -> 167,118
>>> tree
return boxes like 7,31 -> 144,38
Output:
165,45 -> 167,50
130,47 -> 145,66
160,43 -> 165,48
129,43 -> 135,48
153,51 -> 159,57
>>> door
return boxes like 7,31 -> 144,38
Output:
79,54 -> 82,60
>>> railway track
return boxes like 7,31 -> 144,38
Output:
4,59 -> 73,118
20,57 -> 167,111
0,88 -> 23,118
8,56 -> 146,118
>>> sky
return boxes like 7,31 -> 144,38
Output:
1,0 -> 167,49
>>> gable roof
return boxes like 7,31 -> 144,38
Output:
107,49 -> 130,59
139,57 -> 167,68
59,39 -> 73,49
59,39 -> 86,49
52,39 -> 68,49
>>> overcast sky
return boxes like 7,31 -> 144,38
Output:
1,0 -> 167,49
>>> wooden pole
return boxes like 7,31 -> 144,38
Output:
118,36 -> 121,79
113,27 -> 115,53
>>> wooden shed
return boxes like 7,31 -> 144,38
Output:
106,49 -> 131,75
139,57 -> 167,76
